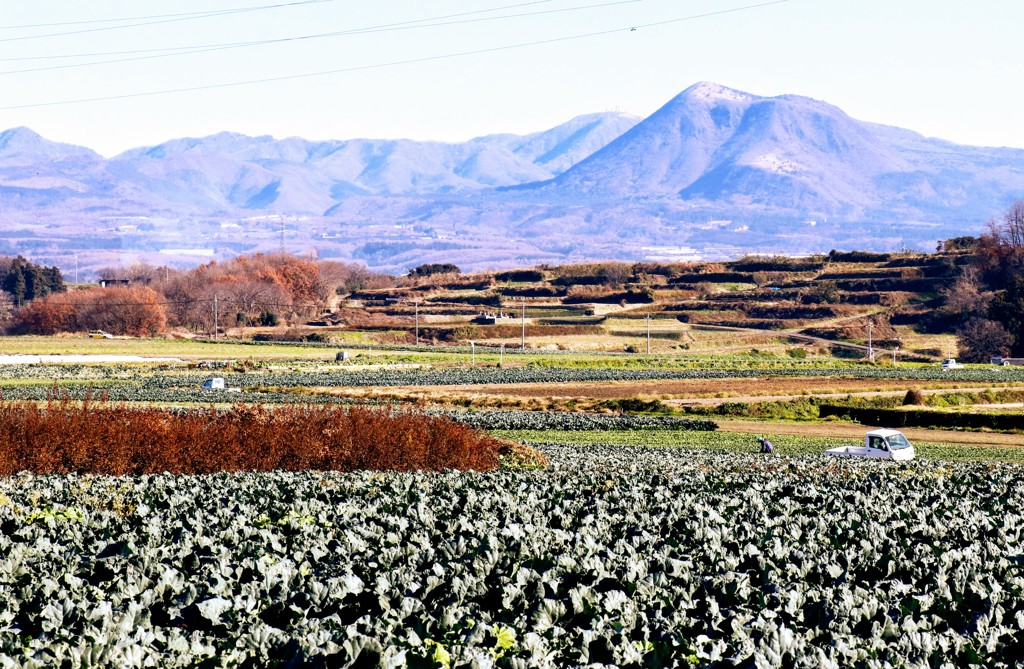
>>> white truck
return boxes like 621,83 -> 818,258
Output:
825,429 -> 916,461
941,358 -> 963,370
201,377 -> 225,390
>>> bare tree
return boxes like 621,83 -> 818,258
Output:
997,200 -> 1024,249
598,263 -> 633,288
956,318 -> 1013,362
940,266 -> 992,318
0,292 -> 14,331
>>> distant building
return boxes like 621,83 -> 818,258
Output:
98,278 -> 130,288
473,312 -> 514,325
991,357 -> 1024,366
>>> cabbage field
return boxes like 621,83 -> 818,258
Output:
2,445 -> 1022,668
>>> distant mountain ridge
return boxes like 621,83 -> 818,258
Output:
538,82 -> 1024,221
3,82 -> 1024,272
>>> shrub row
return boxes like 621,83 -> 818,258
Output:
826,250 -> 893,263
834,277 -> 951,292
493,269 -> 547,282
727,257 -> 826,272
0,401 -> 500,476
668,272 -> 754,284
744,304 -> 846,319
563,289 -> 654,304
818,404 -> 1024,431
496,285 -> 567,298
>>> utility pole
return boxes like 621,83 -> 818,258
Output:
646,314 -> 651,354
520,298 -> 526,352
213,294 -> 219,340
470,340 -> 475,366
414,300 -> 419,346
74,255 -> 78,284
499,342 -> 505,366
867,322 -> 873,361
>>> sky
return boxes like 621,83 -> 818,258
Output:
1,0 -> 1022,157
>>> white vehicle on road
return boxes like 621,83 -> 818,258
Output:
826,429 -> 916,460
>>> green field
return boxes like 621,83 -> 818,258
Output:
494,428 -> 1024,464
3,444 -> 1021,666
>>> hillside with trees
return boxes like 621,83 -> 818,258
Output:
2,203 -> 1022,362
2,253 -> 393,337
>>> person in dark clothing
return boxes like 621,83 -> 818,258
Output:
757,436 -> 774,454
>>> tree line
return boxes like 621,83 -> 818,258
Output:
940,201 -> 1024,361
1,253 -> 393,337
0,256 -> 64,307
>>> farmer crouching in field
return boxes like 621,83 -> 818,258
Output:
757,435 -> 774,454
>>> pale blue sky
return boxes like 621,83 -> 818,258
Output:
2,0 -> 1021,156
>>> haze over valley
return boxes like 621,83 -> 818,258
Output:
4,82 -> 1024,275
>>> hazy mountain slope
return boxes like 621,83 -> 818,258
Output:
474,112 -> 641,174
0,127 -> 103,195
102,115 -> 636,212
542,82 -> 1024,221
5,84 -> 1024,272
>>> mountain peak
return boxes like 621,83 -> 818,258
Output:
0,126 -> 98,161
0,126 -> 45,152
681,81 -> 754,105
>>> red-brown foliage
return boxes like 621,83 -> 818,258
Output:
11,286 -> 167,336
10,297 -> 75,335
0,401 -> 501,476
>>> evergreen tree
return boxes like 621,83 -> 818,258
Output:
0,255 -> 66,305
3,267 -> 26,306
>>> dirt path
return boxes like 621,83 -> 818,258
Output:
665,386 -> 1024,407
715,419 -> 1023,448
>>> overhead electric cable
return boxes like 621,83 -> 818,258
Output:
0,0 -> 332,30
0,0 -> 336,43
0,0 -> 633,76
0,0 -> 790,111
0,0 -> 571,67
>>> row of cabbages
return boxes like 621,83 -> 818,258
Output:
141,365 -> 1024,389
2,446 -> 1022,667
2,363 -> 1022,397
434,410 -> 717,432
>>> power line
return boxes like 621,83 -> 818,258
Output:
0,0 -> 336,44
0,0 -> 331,30
0,0 -> 629,76
0,0 -> 552,62
0,0 -> 791,111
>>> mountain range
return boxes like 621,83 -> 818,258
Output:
3,82 -> 1024,273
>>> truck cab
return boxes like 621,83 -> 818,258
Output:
201,377 -> 225,390
826,429 -> 916,460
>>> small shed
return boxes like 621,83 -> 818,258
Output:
98,278 -> 131,288
335,351 -> 351,362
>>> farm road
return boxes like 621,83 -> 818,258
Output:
664,386 -> 1024,408
716,419 -> 1023,449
